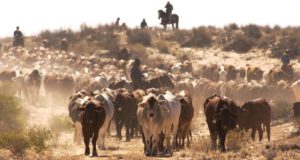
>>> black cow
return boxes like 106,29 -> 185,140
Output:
204,94 -> 239,152
77,100 -> 106,157
113,91 -> 138,141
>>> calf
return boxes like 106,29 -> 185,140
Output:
239,98 -> 271,141
113,91 -> 138,141
204,94 -> 239,152
77,100 -> 106,157
23,69 -> 41,105
176,91 -> 194,148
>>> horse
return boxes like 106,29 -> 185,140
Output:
158,10 -> 179,30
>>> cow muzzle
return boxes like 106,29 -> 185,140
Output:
148,113 -> 154,117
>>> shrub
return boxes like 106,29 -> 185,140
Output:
154,40 -> 169,54
182,27 -> 212,48
0,133 -> 30,155
242,24 -> 262,39
223,31 -> 254,53
49,115 -> 73,133
27,126 -> 52,153
127,29 -> 152,46
0,94 -> 24,132
129,44 -> 147,59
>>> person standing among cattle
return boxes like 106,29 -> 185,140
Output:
60,38 -> 69,51
130,58 -> 145,90
13,26 -> 24,47
140,18 -> 148,29
115,17 -> 120,26
165,1 -> 173,23
281,49 -> 290,70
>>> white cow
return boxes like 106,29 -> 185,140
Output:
138,92 -> 181,156
292,79 -> 300,101
94,92 -> 114,150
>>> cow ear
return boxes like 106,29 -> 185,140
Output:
161,105 -> 170,113
138,102 -> 146,108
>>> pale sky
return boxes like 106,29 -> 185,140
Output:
0,0 -> 300,37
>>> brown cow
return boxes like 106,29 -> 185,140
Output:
247,66 -> 263,82
77,100 -> 106,157
44,73 -> 75,104
113,91 -> 138,141
23,69 -> 41,105
176,91 -> 194,148
268,65 -> 294,84
239,98 -> 271,141
204,94 -> 239,152
202,64 -> 219,82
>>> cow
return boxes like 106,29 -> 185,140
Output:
137,92 -> 181,156
247,66 -> 263,82
113,91 -> 138,141
239,98 -> 271,141
293,102 -> 300,117
204,94 -> 239,152
68,90 -> 93,145
77,100 -> 106,157
176,91 -> 194,148
268,65 -> 294,84
44,73 -> 75,105
94,92 -> 115,150
292,80 -> 300,101
219,65 -> 227,82
23,69 -> 41,105
202,64 -> 219,82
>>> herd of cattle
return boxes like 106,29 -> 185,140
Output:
1,47 -> 300,157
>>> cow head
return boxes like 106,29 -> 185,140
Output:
77,101 -> 104,124
142,96 -> 168,120
215,100 -> 237,130
238,102 -> 252,130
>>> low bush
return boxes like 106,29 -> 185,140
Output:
49,115 -> 73,133
127,29 -> 152,46
0,94 -> 24,132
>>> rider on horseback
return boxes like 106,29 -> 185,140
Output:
165,1 -> 173,23
13,26 -> 24,47
130,58 -> 145,90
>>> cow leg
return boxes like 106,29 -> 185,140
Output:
164,126 -> 172,155
82,128 -> 90,156
98,118 -> 109,149
143,128 -> 151,156
92,130 -> 99,157
266,122 -> 271,141
258,125 -> 263,141
251,128 -> 256,141
151,133 -> 159,156
115,119 -> 123,141
207,123 -> 217,149
217,128 -> 227,152
75,122 -> 82,145
125,119 -> 131,141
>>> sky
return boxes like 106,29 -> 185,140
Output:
0,0 -> 300,37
